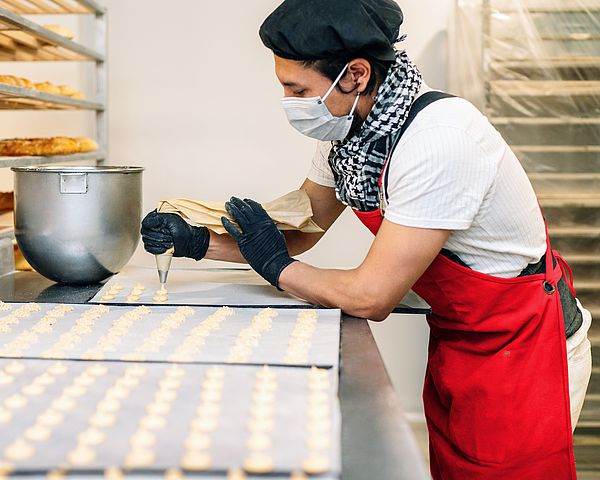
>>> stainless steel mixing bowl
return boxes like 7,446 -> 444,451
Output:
12,165 -> 144,284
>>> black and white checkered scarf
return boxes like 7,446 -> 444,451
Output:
328,50 -> 422,212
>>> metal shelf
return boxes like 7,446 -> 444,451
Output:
491,7 -> 600,13
489,0 -> 600,13
0,150 -> 104,168
512,145 -> 600,154
0,82 -> 103,110
529,172 -> 600,179
490,57 -> 600,69
0,0 -> 104,14
538,194 -> 600,205
490,80 -> 600,97
0,6 -> 104,61
491,34 -> 600,41
491,116 -> 600,125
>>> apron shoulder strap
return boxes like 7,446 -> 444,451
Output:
382,91 -> 456,203
400,91 -> 456,137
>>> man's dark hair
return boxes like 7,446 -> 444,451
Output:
301,55 -> 393,96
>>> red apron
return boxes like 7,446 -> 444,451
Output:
350,91 -> 576,476
354,207 -> 576,478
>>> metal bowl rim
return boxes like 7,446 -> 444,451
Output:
11,165 -> 144,173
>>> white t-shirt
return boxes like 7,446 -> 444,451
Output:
308,91 -> 547,278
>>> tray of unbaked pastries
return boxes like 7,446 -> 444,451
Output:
0,303 -> 340,368
0,359 -> 340,476
90,268 -> 312,308
0,474 -> 338,480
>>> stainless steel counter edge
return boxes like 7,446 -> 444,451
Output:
340,315 -> 429,480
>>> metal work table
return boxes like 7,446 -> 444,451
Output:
0,270 -> 430,480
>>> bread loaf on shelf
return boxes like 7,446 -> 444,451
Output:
14,244 -> 33,272
34,81 -> 61,95
0,137 -> 98,157
0,192 -> 14,212
42,24 -> 76,40
0,75 -> 33,89
0,75 -> 85,100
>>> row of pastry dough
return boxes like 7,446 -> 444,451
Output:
303,367 -> 333,474
136,307 -> 197,355
83,306 -> 152,361
38,305 -> 109,360
239,366 -> 278,474
3,305 -> 74,357
284,310 -> 319,364
87,467 -> 309,480
125,365 -> 193,468
226,308 -> 278,363
170,307 -> 234,362
178,367 -> 225,471
0,75 -> 85,99
100,282 -> 170,304
0,303 -> 41,336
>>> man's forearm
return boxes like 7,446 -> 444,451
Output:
283,231 -> 324,256
278,262 -> 400,321
204,231 -> 246,263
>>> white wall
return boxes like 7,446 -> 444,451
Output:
1,0 -> 454,415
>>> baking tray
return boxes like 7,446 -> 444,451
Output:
90,268 -> 312,308
0,475 -> 339,480
0,359 -> 340,476
0,303 -> 341,368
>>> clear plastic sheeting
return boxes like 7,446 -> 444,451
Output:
449,0 -> 600,323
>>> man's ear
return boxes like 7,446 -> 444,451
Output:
344,58 -> 372,94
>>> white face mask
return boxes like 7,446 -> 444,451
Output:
281,64 -> 361,141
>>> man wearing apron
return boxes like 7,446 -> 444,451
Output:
141,1 -> 593,477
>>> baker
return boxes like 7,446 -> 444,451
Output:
141,0 -> 592,477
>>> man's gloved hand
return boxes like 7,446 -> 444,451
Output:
221,197 -> 296,289
141,210 -> 210,261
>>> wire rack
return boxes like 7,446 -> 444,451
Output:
0,0 -> 106,271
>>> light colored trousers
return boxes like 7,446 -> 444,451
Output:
568,299 -> 593,431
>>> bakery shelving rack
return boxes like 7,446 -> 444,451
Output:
0,0 -> 106,273
0,0 -> 106,169
453,0 -> 600,473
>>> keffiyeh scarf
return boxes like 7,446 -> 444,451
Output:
328,50 -> 423,212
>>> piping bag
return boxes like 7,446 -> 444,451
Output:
155,247 -> 174,290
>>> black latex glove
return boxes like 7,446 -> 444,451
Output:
221,197 -> 296,289
141,210 -> 210,261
